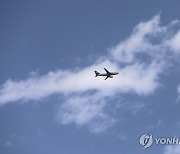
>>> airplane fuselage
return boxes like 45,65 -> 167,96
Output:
94,68 -> 119,80
98,72 -> 119,76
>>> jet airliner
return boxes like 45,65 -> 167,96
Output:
94,68 -> 119,80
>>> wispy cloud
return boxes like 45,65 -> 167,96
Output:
163,145 -> 180,154
5,141 -> 12,147
167,30 -> 180,53
0,15 -> 180,132
177,85 -> 180,102
146,119 -> 163,130
0,60 -> 162,105
56,92 -> 116,133
111,15 -> 163,63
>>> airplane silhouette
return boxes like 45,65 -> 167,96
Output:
94,68 -> 119,80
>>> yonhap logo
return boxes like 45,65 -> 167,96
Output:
139,133 -> 153,149
139,133 -> 180,149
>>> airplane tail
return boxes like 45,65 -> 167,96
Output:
94,71 -> 100,77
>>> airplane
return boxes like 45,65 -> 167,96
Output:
94,68 -> 119,80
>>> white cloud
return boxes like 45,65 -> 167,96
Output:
0,15 -> 180,132
5,141 -> 12,147
167,30 -> 180,53
0,60 -> 161,106
56,93 -> 116,133
111,15 -> 162,63
163,145 -> 180,154
177,85 -> 180,102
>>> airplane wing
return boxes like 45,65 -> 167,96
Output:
104,68 -> 110,74
104,76 -> 108,80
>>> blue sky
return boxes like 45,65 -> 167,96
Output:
1,0 -> 180,154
